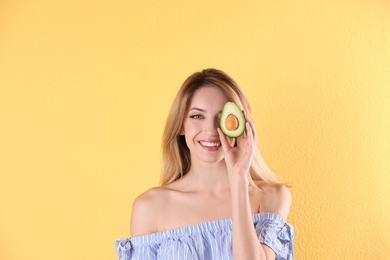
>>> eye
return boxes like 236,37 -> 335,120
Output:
190,114 -> 203,119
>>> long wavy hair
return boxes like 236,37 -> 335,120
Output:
160,68 -> 282,186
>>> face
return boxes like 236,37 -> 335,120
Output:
182,85 -> 234,165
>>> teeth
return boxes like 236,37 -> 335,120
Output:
200,141 -> 221,147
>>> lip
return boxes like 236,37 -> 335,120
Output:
198,140 -> 221,151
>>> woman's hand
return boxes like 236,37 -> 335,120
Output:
217,110 -> 257,179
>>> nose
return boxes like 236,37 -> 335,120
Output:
204,117 -> 220,136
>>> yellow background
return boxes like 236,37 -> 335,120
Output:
1,0 -> 389,259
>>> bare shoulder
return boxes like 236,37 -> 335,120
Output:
255,180 -> 292,220
130,186 -> 168,237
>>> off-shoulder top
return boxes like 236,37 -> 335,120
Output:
116,212 -> 294,260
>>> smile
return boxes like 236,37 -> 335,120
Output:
199,141 -> 221,147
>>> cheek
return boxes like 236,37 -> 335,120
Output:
183,120 -> 199,134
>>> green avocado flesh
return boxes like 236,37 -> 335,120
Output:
220,102 -> 246,138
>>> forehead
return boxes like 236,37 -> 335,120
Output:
189,85 -> 228,110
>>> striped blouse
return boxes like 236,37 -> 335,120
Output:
116,212 -> 294,260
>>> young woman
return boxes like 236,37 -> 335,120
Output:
116,68 -> 294,260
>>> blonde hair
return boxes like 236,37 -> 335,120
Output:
160,68 -> 282,186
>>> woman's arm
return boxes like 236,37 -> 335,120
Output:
230,176 -> 269,260
230,177 -> 292,260
218,111 -> 291,260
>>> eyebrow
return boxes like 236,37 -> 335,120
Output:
189,107 -> 222,113
189,107 -> 206,112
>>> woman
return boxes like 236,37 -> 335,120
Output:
116,68 -> 294,260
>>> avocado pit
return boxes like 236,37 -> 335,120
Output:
225,114 -> 239,131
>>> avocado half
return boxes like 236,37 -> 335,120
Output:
220,102 -> 246,138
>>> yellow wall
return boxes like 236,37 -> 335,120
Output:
0,0 -> 389,259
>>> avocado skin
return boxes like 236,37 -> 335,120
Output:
220,102 -> 246,138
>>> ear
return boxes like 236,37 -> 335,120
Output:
179,127 -> 185,135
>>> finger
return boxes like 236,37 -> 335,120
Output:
243,110 -> 257,143
245,121 -> 254,147
217,128 -> 233,153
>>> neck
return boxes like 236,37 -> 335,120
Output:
184,160 -> 231,194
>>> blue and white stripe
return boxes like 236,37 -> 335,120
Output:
116,212 -> 294,260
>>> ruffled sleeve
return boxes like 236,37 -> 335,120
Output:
115,237 -> 159,260
254,213 -> 294,260
115,238 -> 132,260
